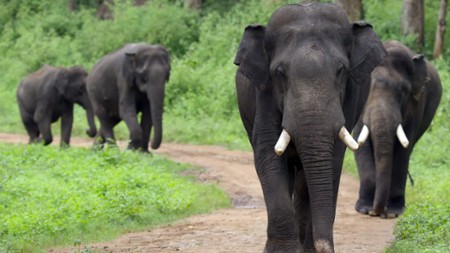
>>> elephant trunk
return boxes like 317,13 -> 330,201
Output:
283,110 -> 343,251
367,105 -> 401,215
80,93 -> 97,138
371,122 -> 395,215
147,85 -> 165,150
296,128 -> 336,251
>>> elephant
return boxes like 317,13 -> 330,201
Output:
16,65 -> 97,147
353,40 -> 442,218
234,3 -> 386,253
86,43 -> 170,152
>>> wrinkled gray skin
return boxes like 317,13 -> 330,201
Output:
353,41 -> 442,218
16,65 -> 97,147
86,43 -> 170,152
234,3 -> 386,253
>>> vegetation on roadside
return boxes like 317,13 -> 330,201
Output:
0,143 -> 230,252
0,0 -> 449,252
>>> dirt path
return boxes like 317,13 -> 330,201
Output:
0,133 -> 395,253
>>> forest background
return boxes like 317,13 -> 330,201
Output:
0,0 -> 449,252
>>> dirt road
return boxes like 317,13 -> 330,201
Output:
0,133 -> 395,253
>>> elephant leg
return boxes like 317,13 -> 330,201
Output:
255,153 -> 300,252
36,116 -> 53,145
21,114 -> 40,144
97,118 -> 118,147
60,108 -> 74,147
354,137 -> 376,215
384,144 -> 411,218
140,106 -> 152,152
122,114 -> 143,151
293,165 -> 314,251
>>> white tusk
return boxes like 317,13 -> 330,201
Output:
396,124 -> 410,148
274,129 -> 291,156
357,125 -> 370,145
339,126 -> 359,151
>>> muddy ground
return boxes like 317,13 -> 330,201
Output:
0,133 -> 395,253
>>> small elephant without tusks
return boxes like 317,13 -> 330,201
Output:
86,43 -> 170,152
16,65 -> 97,147
353,40 -> 443,218
234,2 -> 386,253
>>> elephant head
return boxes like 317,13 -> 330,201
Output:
235,3 -> 386,252
56,66 -> 97,138
356,40 -> 431,216
123,44 -> 170,149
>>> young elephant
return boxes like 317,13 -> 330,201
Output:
353,40 -> 442,218
86,43 -> 170,152
17,65 -> 97,146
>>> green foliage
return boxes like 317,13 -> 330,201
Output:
0,143 -> 230,252
0,0 -> 449,251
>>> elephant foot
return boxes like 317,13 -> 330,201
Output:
355,198 -> 373,215
264,239 -> 302,253
368,208 -> 402,219
383,200 -> 405,219
367,205 -> 404,219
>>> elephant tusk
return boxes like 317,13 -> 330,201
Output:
357,125 -> 370,145
274,129 -> 291,156
339,126 -> 359,151
396,124 -> 410,148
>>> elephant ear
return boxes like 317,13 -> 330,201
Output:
349,21 -> 387,86
411,54 -> 429,101
234,24 -> 270,91
157,45 -> 171,82
123,45 -> 139,87
55,69 -> 70,97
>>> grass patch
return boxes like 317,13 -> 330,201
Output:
0,143 -> 230,252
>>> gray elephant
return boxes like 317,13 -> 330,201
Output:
86,43 -> 170,152
353,40 -> 442,218
16,65 -> 97,147
234,3 -> 386,253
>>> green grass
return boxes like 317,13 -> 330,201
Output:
0,143 -> 230,252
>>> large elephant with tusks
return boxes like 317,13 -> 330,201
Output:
234,3 -> 386,252
353,40 -> 442,218
87,43 -> 170,152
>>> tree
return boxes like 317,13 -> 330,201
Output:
97,0 -> 114,20
334,0 -> 363,22
185,0 -> 202,10
433,0 -> 448,59
67,0 -> 76,12
402,0 -> 424,52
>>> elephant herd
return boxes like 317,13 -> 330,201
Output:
17,43 -> 170,152
16,2 -> 442,253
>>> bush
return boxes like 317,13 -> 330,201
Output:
0,143 -> 230,252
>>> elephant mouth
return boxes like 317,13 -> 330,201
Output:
274,126 -> 359,156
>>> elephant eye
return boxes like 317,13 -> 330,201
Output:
275,65 -> 286,79
140,75 -> 148,82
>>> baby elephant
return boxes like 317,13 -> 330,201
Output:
353,40 -> 442,218
86,43 -> 170,152
17,65 -> 97,147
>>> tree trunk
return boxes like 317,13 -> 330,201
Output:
97,0 -> 114,20
334,0 -> 364,22
433,0 -> 448,59
68,0 -> 77,12
185,0 -> 202,10
133,0 -> 147,6
402,0 -> 425,52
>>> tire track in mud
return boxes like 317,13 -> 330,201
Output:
0,133 -> 395,252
